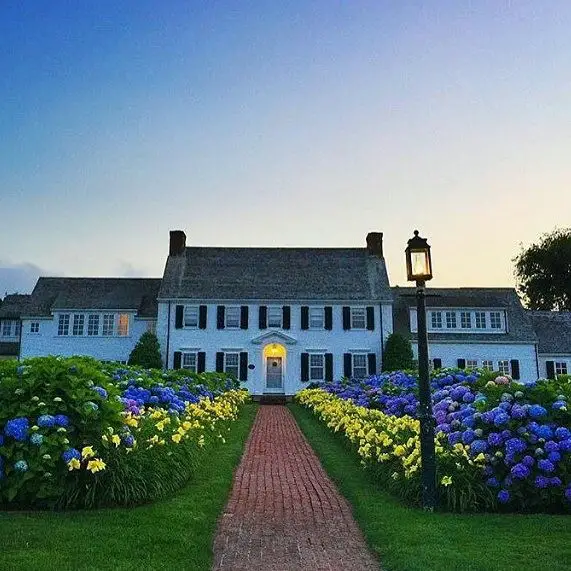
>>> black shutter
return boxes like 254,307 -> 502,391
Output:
324,307 -> 333,330
343,353 -> 352,378
239,352 -> 248,381
173,351 -> 182,370
199,306 -> 207,329
325,353 -> 333,381
197,352 -> 206,373
216,352 -> 224,373
217,306 -> 225,329
366,306 -> 375,330
368,353 -> 377,375
282,306 -> 291,329
433,358 -> 442,370
301,353 -> 309,382
240,306 -> 249,329
457,358 -> 466,369
546,360 -> 555,380
342,307 -> 351,330
259,306 -> 267,329
301,306 -> 309,330
510,359 -> 520,380
175,305 -> 184,329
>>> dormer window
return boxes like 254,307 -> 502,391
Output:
431,311 -> 443,329
490,311 -> 502,329
445,311 -> 457,329
475,312 -> 486,329
460,312 -> 472,329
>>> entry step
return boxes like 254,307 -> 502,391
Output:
255,394 -> 291,405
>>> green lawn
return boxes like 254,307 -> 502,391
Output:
289,403 -> 571,571
0,403 -> 257,571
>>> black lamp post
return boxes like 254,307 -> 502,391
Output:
405,230 -> 437,510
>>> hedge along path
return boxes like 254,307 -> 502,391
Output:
212,405 -> 379,571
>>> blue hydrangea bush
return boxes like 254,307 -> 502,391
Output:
0,356 -> 245,509
305,369 -> 571,513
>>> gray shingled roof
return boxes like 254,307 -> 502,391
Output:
0,294 -> 31,319
159,247 -> 392,301
392,287 -> 537,344
25,278 -> 162,318
529,311 -> 571,354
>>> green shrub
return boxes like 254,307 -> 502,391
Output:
382,333 -> 414,371
127,331 -> 162,369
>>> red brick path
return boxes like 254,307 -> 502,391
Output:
212,405 -> 379,570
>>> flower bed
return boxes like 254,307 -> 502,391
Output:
0,356 -> 249,509
297,370 -> 571,512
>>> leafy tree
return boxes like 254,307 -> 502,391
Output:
382,333 -> 414,372
513,228 -> 571,310
128,331 -> 163,369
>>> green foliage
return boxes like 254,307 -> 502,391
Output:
514,227 -> 571,310
382,333 -> 414,371
127,331 -> 162,369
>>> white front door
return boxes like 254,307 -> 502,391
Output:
266,356 -> 284,392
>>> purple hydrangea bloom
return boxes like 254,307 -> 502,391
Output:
538,459 -> 555,473
505,438 -> 526,454
555,427 -> 570,441
54,414 -> 70,427
535,476 -> 549,489
38,415 -> 56,428
529,405 -> 548,419
559,439 -> 571,453
470,440 -> 488,455
462,430 -> 476,445
4,417 -> 29,441
549,477 -> 562,487
494,413 -> 509,426
511,463 -> 530,479
534,425 -> 553,440
510,404 -> 527,419
488,432 -> 503,446
565,487 -> 571,502
497,489 -> 510,503
486,477 -> 500,488
544,440 -> 559,452
62,448 -> 81,463
522,455 -> 535,467
93,386 -> 108,399
547,451 -> 561,463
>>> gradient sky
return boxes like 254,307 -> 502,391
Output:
1,1 -> 570,295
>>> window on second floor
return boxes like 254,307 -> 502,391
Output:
72,314 -> 85,336
309,307 -> 325,329
225,307 -> 240,329
102,314 -> 114,336
490,311 -> 502,329
431,311 -> 443,329
87,315 -> 100,336
460,311 -> 472,329
267,306 -> 282,328
445,311 -> 457,328
184,305 -> 199,328
475,312 -> 486,329
350,307 -> 366,329
30,321 -> 40,334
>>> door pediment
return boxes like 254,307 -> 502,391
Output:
251,330 -> 297,345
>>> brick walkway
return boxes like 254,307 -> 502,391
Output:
212,405 -> 379,571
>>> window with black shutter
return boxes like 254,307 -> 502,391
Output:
175,305 -> 184,329
173,351 -> 182,369
368,353 -> 377,375
325,353 -> 333,381
301,353 -> 309,381
343,353 -> 352,377
216,352 -> 224,372
199,306 -> 207,329
239,352 -> 248,381
457,358 -> 466,369
240,306 -> 249,329
217,306 -> 225,329
197,352 -> 206,373
366,306 -> 375,330
546,360 -> 555,380
510,359 -> 520,380
342,307 -> 351,330
282,306 -> 291,329
433,358 -> 442,369
301,306 -> 309,330
324,306 -> 333,330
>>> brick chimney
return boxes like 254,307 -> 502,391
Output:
169,230 -> 186,256
366,232 -> 383,257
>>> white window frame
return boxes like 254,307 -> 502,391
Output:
58,314 -> 70,336
1,321 -> 11,336
117,314 -> 129,337
309,307 -> 325,329
352,353 -> 368,379
490,311 -> 502,329
431,311 -> 443,329
475,312 -> 486,329
224,352 -> 240,377
102,314 -> 114,336
87,315 -> 100,336
182,352 -> 198,372
466,359 -> 478,369
72,314 -> 85,336
225,307 -> 240,329
267,306 -> 283,328
30,321 -> 40,334
498,360 -> 510,375
309,353 -> 325,381
555,362 -> 568,376
482,360 -> 494,371
350,307 -> 366,330
445,311 -> 457,329
184,305 -> 199,328
460,311 -> 472,329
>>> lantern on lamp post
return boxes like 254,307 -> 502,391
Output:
405,230 -> 437,510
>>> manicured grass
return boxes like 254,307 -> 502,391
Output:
0,403 -> 257,571
290,403 -> 571,571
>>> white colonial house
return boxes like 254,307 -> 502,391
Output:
17,278 -> 160,363
7,228 -> 571,392
156,231 -> 394,396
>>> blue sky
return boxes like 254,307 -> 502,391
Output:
1,1 -> 570,295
